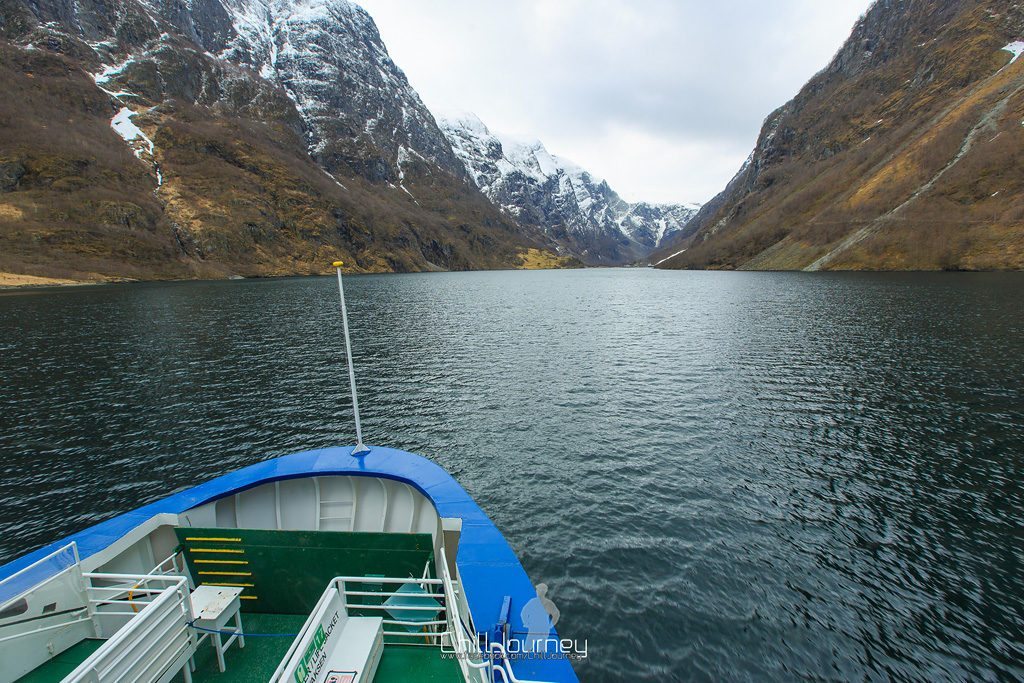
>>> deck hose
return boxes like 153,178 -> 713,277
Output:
187,620 -> 298,638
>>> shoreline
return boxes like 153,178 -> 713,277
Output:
3,266 -> 1022,291
0,272 -> 102,289
0,265 -> 583,290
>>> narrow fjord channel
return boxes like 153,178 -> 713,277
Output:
2,269 -> 1022,680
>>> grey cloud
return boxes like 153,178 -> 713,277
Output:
357,0 -> 872,203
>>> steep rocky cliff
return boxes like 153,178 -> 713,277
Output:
0,0 -> 564,282
441,113 -> 699,265
655,0 -> 1024,271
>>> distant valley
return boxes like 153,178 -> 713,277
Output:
441,113 -> 699,266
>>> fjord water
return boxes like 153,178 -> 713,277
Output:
2,269 -> 1022,680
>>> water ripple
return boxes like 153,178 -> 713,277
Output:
1,270 -> 1023,681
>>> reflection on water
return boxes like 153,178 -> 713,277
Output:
1,269 -> 1023,680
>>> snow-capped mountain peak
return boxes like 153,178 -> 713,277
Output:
440,113 -> 699,264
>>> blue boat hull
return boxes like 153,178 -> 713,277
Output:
0,446 -> 579,682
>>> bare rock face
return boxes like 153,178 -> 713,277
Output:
213,0 -> 467,184
0,160 -> 25,192
441,113 -> 700,265
654,0 -> 1024,271
19,0 -> 462,187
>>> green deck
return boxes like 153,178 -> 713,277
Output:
173,613 -> 305,682
16,618 -> 462,683
172,529 -> 460,681
375,645 -> 464,682
178,617 -> 462,682
16,640 -> 103,683
19,528 -> 462,682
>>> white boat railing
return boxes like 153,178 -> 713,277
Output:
269,551 -> 493,683
0,549 -> 196,683
0,542 -> 95,683
435,548 -> 556,683
65,572 -> 194,683
85,572 -> 186,621
336,575 -> 450,643
0,542 -> 81,610
269,574 -> 342,682
437,547 -> 493,682
324,554 -> 554,683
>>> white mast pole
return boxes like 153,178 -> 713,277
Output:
333,260 -> 370,456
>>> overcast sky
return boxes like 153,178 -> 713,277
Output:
357,0 -> 874,204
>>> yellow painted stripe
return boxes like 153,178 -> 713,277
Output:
240,596 -> 258,600
198,571 -> 252,577
185,537 -> 241,542
190,548 -> 245,554
194,559 -> 249,565
202,582 -> 254,587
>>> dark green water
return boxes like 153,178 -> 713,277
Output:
1,269 -> 1023,680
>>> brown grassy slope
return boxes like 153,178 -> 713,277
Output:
149,102 -> 537,275
516,248 -> 582,270
0,32 -> 553,281
0,40 -> 186,281
657,0 -> 1024,271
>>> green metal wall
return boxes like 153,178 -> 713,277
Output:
175,528 -> 434,614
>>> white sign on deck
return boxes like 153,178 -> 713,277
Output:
281,590 -> 345,683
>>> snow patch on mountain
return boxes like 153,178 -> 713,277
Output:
1002,41 -> 1024,64
93,58 -> 135,84
111,107 -> 154,156
110,107 -> 162,187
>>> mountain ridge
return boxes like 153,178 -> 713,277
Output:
0,0 -> 574,283
653,0 -> 1024,271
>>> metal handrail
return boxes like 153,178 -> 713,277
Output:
271,565 -> 491,683
436,547 -> 494,682
0,542 -> 80,609
147,550 -> 186,578
0,542 -> 79,589
268,573 -> 341,681
335,576 -> 444,585
342,589 -> 448,599
433,553 -> 557,683
485,642 -> 556,683
335,575 -> 449,644
65,573 -> 192,683
85,572 -> 189,615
